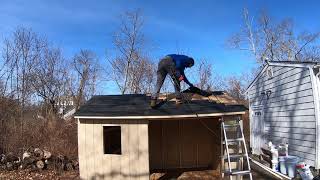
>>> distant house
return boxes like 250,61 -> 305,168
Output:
74,94 -> 248,179
56,96 -> 75,120
246,61 -> 320,168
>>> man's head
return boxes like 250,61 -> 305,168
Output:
186,57 -> 194,68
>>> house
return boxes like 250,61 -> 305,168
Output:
74,94 -> 248,179
56,96 -> 75,119
246,61 -> 320,168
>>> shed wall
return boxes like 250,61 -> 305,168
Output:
148,118 -> 221,171
78,119 -> 149,180
248,65 -> 317,166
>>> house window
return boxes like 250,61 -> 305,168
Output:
267,67 -> 273,79
103,126 -> 122,155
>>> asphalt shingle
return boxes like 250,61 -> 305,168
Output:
74,94 -> 248,117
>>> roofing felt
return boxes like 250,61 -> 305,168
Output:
74,94 -> 248,118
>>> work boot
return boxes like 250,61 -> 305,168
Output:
150,98 -> 157,108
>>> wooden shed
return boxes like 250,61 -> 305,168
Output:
246,61 -> 320,168
74,94 -> 248,179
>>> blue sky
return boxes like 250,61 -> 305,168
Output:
1,0 -> 320,93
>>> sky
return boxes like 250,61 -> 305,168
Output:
1,0 -> 320,94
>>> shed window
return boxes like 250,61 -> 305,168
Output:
103,126 -> 121,154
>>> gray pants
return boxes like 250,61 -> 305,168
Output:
152,57 -> 181,99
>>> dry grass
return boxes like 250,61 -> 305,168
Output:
0,97 -> 78,157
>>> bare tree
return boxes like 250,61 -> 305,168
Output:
109,10 -> 155,94
196,60 -> 214,91
228,8 -> 320,64
0,27 -> 91,156
133,56 -> 155,93
0,79 -> 5,97
71,49 -> 99,110
29,47 -> 68,114
227,67 -> 260,102
1,27 -> 45,104
0,27 -> 47,150
226,76 -> 245,101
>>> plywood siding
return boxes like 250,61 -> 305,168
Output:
248,66 -> 317,166
78,119 -> 87,179
149,118 -> 221,171
78,119 -> 149,180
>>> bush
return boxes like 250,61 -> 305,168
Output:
0,97 -> 78,158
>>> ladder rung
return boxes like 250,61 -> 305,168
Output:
227,138 -> 243,142
224,124 -> 240,128
221,119 -> 252,180
223,153 -> 246,159
222,119 -> 241,122
223,138 -> 243,144
224,170 -> 251,176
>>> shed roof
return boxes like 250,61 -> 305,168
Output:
74,94 -> 248,119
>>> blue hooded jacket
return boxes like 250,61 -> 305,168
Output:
166,54 -> 194,86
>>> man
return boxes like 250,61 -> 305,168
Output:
150,54 -> 195,107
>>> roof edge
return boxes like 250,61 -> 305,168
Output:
74,111 -> 246,120
268,61 -> 318,68
245,61 -> 320,95
245,64 -> 269,94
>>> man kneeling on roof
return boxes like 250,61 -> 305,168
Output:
150,54 -> 195,108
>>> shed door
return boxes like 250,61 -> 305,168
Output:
251,105 -> 265,155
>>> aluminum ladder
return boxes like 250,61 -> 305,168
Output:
220,116 -> 253,180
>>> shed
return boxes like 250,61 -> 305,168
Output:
74,94 -> 248,179
246,61 -> 320,168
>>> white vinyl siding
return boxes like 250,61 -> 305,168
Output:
248,65 -> 317,167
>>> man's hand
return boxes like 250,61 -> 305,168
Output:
178,75 -> 184,81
